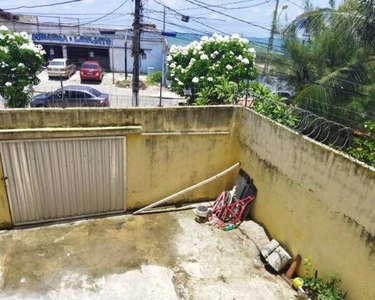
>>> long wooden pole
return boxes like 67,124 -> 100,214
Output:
133,162 -> 240,215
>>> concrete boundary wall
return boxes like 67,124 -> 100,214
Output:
235,107 -> 375,300
0,106 -> 374,299
0,106 -> 238,227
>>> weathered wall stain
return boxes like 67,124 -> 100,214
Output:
236,107 -> 375,300
0,106 -> 374,299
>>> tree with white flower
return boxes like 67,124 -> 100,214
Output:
167,33 -> 256,104
0,26 -> 45,107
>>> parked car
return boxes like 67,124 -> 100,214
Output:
47,58 -> 76,79
272,91 -> 294,100
30,86 -> 110,108
80,61 -> 104,82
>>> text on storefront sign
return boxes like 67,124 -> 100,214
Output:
32,33 -> 112,46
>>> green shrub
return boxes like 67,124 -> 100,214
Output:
302,257 -> 346,300
146,70 -> 162,85
167,33 -> 256,104
250,81 -> 300,127
345,121 -> 375,168
0,25 -> 45,107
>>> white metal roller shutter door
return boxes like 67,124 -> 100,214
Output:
0,137 -> 126,225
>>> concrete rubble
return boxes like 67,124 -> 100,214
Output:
0,210 -> 296,299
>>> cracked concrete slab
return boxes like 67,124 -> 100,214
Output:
0,210 -> 296,300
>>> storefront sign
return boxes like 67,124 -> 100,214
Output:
32,33 -> 112,47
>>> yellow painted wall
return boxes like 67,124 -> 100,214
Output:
1,105 -> 374,300
0,156 -> 11,229
126,133 -> 237,209
0,106 -> 238,225
235,107 -> 375,300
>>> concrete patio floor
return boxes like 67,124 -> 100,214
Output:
0,210 -> 296,300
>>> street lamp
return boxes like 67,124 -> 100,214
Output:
277,4 -> 288,23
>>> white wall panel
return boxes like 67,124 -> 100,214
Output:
0,137 -> 126,225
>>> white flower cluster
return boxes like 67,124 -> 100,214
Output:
23,85 -> 32,93
168,33 -> 251,60
19,43 -> 46,57
1,61 -> 8,68
210,51 -> 219,59
0,46 -> 9,53
200,54 -> 208,60
167,33 -> 256,89
248,47 -> 256,58
0,25 -> 45,57
174,76 -> 184,86
12,31 -> 29,39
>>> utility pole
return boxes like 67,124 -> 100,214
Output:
263,0 -> 280,75
161,6 -> 166,86
125,41 -> 128,80
163,6 -> 166,34
132,0 -> 141,106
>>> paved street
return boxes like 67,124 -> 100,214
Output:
0,70 -> 184,108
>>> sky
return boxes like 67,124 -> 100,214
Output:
1,0 -> 335,37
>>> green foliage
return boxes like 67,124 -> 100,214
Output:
195,87 -> 213,106
364,120 -> 375,134
345,121 -> 375,168
302,257 -> 346,300
0,26 -> 45,108
214,77 -> 238,104
194,77 -> 238,105
281,0 -> 375,129
146,70 -> 162,85
167,33 -> 256,104
250,81 -> 300,127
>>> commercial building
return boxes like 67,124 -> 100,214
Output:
0,14 -> 165,73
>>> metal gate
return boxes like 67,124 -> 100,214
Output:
0,137 -> 126,225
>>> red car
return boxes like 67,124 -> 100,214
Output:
80,61 -> 104,82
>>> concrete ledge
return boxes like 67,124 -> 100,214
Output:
142,131 -> 230,136
0,126 -> 142,140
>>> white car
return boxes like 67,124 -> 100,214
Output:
47,58 -> 76,79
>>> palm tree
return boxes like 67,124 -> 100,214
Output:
282,0 -> 375,128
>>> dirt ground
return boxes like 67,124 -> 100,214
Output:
0,210 -> 296,300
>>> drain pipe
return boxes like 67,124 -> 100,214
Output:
133,162 -> 240,215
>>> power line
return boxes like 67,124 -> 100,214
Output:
257,69 -> 375,121
153,2 -> 230,35
152,0 -> 245,35
261,64 -> 372,99
145,15 -> 213,35
256,52 -> 371,90
2,17 -> 129,30
213,0 -> 272,10
16,12 -> 128,16
4,0 -> 83,11
183,0 -> 272,32
295,94 -> 375,121
172,0 -> 267,11
286,0 -> 304,10
143,8 -> 225,21
79,0 -> 129,26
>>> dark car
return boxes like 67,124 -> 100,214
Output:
80,61 -> 104,82
30,86 -> 110,108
